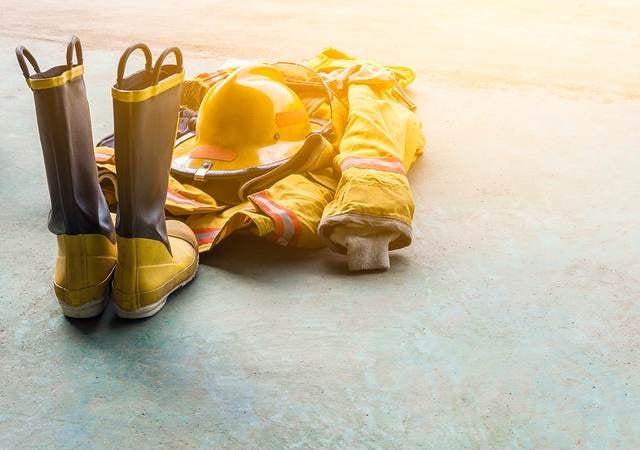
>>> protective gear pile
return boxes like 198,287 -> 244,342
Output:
18,37 -> 424,320
96,48 -> 425,271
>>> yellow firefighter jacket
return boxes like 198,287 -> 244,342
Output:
95,48 -> 425,271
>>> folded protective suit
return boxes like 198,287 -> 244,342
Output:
95,48 -> 425,271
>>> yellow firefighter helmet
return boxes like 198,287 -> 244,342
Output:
172,63 -> 311,174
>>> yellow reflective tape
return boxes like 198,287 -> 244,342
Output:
27,65 -> 84,90
112,71 -> 185,103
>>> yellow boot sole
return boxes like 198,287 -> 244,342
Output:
113,261 -> 198,319
112,221 -> 199,319
54,234 -> 118,318
56,289 -> 110,319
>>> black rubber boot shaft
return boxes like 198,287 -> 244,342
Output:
112,51 -> 183,252
26,61 -> 115,240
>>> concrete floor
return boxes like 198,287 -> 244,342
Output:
1,1 -> 639,448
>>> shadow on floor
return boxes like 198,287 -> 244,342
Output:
63,233 -> 411,334
199,233 -> 410,276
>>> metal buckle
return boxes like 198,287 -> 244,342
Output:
194,160 -> 212,181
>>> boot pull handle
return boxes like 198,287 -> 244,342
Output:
66,35 -> 83,69
116,43 -> 153,89
15,46 -> 41,79
151,47 -> 183,86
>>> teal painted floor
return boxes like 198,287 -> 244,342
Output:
1,1 -> 639,447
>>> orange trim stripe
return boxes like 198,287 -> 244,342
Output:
95,153 -> 113,162
166,189 -> 211,208
250,192 -> 302,246
193,227 -> 221,245
340,155 -> 405,175
275,108 -> 308,128
252,193 -> 284,240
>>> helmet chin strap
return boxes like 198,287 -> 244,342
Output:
238,133 -> 334,201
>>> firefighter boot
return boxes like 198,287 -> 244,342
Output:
16,37 -> 117,318
111,44 -> 198,319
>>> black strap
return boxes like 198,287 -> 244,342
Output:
66,35 -> 83,69
151,47 -> 183,85
15,46 -> 41,79
116,43 -> 153,89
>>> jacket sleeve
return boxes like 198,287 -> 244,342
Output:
317,64 -> 425,271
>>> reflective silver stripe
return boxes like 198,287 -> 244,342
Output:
194,228 -> 219,244
252,193 -> 297,245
